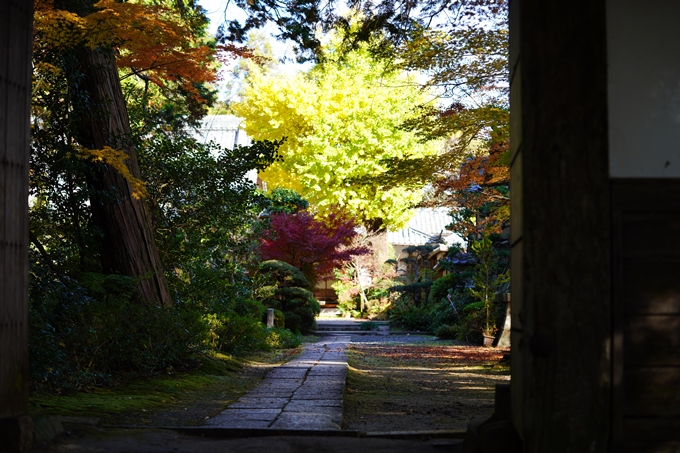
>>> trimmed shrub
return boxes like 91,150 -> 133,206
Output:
265,327 -> 301,349
259,260 -> 321,334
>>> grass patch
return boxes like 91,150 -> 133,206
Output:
30,348 -> 300,426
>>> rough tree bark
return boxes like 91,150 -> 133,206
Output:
78,47 -> 172,307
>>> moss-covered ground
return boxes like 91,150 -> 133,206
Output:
30,348 -> 304,426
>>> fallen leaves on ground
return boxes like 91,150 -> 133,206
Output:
343,338 -> 509,433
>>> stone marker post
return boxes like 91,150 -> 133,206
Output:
266,308 -> 275,328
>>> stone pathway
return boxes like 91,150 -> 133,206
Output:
205,336 -> 350,430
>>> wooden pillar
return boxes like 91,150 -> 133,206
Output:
0,0 -> 34,450
509,1 -> 612,451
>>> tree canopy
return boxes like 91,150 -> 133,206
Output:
28,0 -> 291,388
260,210 -> 369,287
232,37 -> 441,230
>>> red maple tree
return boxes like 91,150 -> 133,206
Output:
260,211 -> 369,286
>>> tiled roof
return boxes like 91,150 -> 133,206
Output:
387,208 -> 465,246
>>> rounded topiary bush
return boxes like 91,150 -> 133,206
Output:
259,260 -> 320,334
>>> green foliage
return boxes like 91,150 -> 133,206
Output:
420,235 -> 508,343
203,313 -> 269,355
469,235 -> 510,335
264,187 -> 309,214
390,243 -> 438,308
136,133 -> 282,309
434,324 -> 460,340
265,328 -> 301,349
388,300 -> 434,331
260,260 -> 311,289
28,0 -> 293,394
333,268 -> 394,319
28,264 -> 205,391
359,321 -> 379,331
428,272 -> 471,306
270,287 -> 321,334
196,352 -> 244,375
259,260 -> 321,333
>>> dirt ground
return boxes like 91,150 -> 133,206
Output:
343,335 -> 510,432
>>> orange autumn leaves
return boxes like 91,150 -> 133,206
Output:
351,343 -> 508,367
33,0 -> 238,103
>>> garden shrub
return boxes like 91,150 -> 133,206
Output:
203,313 -> 269,355
259,260 -> 321,333
359,321 -> 379,331
434,324 -> 462,340
265,327 -> 301,349
388,298 -> 435,331
29,266 -> 206,391
428,272 -> 472,306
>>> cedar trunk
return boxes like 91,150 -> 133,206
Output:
79,48 -> 172,307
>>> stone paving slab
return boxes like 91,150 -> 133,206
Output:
209,409 -> 280,420
265,368 -> 308,379
229,397 -> 289,409
243,389 -> 296,398
303,376 -> 345,384
269,413 -> 340,430
252,379 -> 302,390
308,367 -> 347,377
282,405 -> 343,416
294,352 -> 325,358
297,386 -> 345,396
296,379 -> 345,391
293,389 -> 344,399
320,350 -> 347,356
204,419 -> 271,428
204,336 -> 349,430
284,399 -> 343,409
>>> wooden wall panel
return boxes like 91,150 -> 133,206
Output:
612,178 -> 680,446
623,419 -> 680,441
622,262 -> 680,314
624,316 -> 680,366
621,213 -> 680,260
623,368 -> 680,417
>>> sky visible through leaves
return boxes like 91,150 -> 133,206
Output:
198,0 -> 309,100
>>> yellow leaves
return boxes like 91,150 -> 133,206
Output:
34,61 -> 62,76
75,146 -> 148,199
34,0 -> 115,50
233,45 -> 441,229
34,0 -> 217,101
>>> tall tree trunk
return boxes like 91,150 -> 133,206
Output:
78,47 -> 172,307
0,0 -> 34,449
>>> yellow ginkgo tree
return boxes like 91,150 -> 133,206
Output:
232,37 -> 441,231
